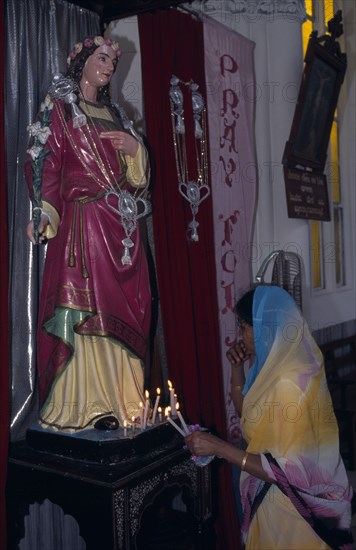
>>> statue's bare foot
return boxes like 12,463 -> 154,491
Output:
94,415 -> 119,430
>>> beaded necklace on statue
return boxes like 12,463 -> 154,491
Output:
48,74 -> 151,265
169,75 -> 210,242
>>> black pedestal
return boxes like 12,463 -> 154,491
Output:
26,420 -> 179,463
7,428 -> 214,549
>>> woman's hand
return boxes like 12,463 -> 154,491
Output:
186,431 -> 269,480
100,131 -> 139,158
26,214 -> 49,244
227,340 -> 249,416
184,431 -> 222,457
226,340 -> 250,365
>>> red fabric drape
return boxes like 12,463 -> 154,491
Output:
0,0 -> 9,547
138,9 -> 241,549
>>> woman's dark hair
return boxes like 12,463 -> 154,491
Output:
66,38 -> 111,104
235,288 -> 256,326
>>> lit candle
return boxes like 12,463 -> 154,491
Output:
168,380 -> 175,414
175,403 -> 189,435
131,415 -> 136,434
166,416 -> 186,437
123,419 -> 128,437
143,390 -> 150,430
164,406 -> 169,420
139,401 -> 144,427
167,406 -> 172,417
158,406 -> 162,423
151,387 -> 161,424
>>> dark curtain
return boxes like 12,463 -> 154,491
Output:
6,0 -> 100,442
5,2 -> 99,547
0,0 -> 9,544
138,9 -> 241,549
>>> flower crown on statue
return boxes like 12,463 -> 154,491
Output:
66,36 -> 122,66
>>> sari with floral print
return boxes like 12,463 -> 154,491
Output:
240,286 -> 353,549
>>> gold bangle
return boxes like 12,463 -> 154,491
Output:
241,452 -> 249,471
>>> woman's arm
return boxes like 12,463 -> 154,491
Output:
185,431 -> 271,482
227,340 -> 249,416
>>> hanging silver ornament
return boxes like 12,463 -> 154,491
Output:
192,90 -> 204,114
48,74 -> 78,99
49,74 -> 87,128
105,190 -> 151,265
179,181 -> 210,241
170,76 -> 210,243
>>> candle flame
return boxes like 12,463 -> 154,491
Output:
157,387 -> 161,395
158,406 -> 162,412
123,420 -> 127,427
168,380 -> 172,389
164,407 -> 169,416
131,416 -> 135,422
145,390 -> 149,398
139,401 -> 143,408
176,402 -> 180,410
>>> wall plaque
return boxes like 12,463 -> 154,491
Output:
284,166 -> 331,221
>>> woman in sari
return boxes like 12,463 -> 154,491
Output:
25,36 -> 151,432
185,285 -> 353,549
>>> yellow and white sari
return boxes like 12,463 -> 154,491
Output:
240,286 -> 353,549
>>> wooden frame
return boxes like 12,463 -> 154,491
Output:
282,34 -> 347,172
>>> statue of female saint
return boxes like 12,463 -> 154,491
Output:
25,36 -> 151,432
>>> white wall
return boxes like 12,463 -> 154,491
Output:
107,16 -> 145,132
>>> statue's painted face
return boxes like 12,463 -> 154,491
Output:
80,45 -> 117,91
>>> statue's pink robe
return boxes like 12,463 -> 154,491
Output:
25,99 -> 151,426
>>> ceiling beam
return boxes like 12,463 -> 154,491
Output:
67,0 -> 193,24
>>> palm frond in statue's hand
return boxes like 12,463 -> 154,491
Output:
26,96 -> 53,244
